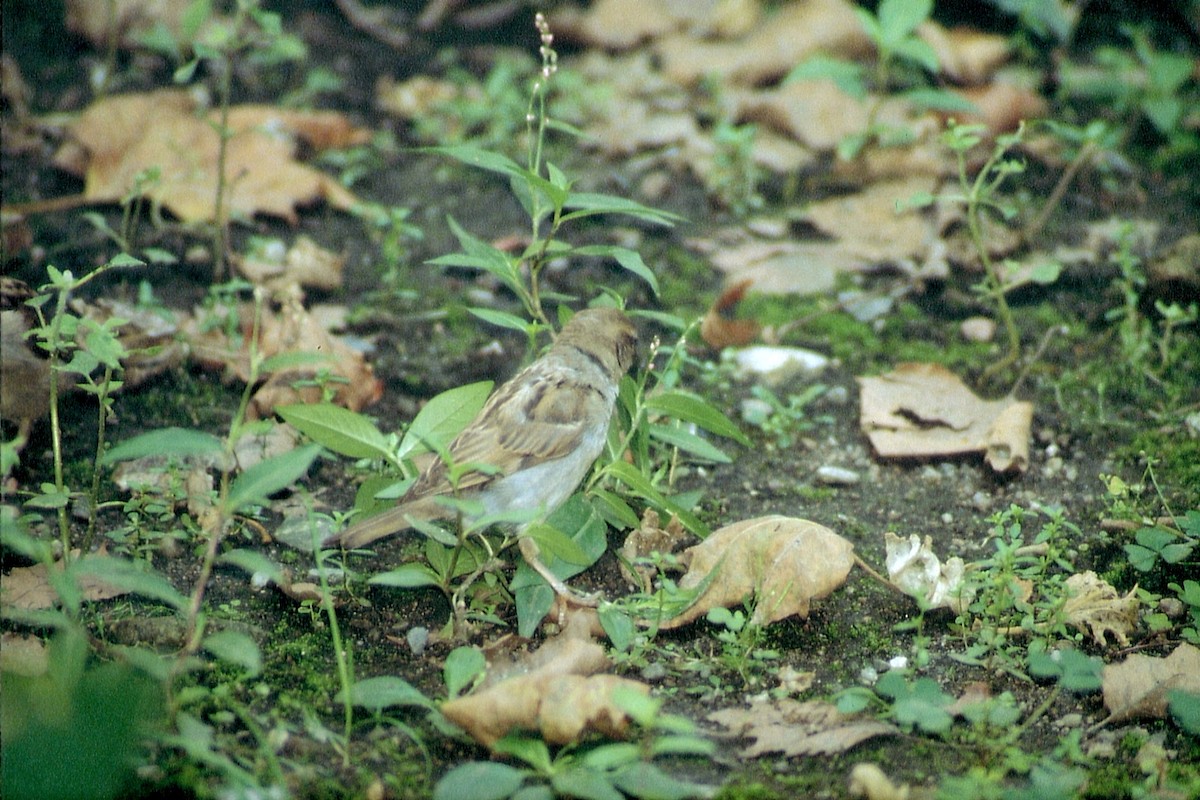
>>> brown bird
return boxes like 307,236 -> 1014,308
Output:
326,306 -> 638,603
1,277 -> 51,447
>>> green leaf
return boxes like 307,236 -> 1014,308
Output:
398,381 -> 493,461
603,461 -> 707,537
589,489 -> 641,529
903,88 -> 980,114
101,427 -> 223,465
217,548 -> 287,586
550,768 -> 623,800
571,244 -> 659,295
877,0 -> 932,44
72,555 -> 188,611
645,391 -> 750,445
1124,544 -> 1159,572
612,762 -> 713,800
433,761 -> 526,800
493,734 -> 554,772
468,307 -> 533,333
559,192 -> 684,227
369,564 -> 442,588
202,630 -> 262,676
226,443 -> 321,512
598,605 -> 636,652
428,144 -> 524,179
523,521 -> 593,566
784,55 -> 868,100
648,422 -> 732,463
340,676 -> 435,712
444,646 -> 486,698
277,403 -> 392,460
1168,689 -> 1200,735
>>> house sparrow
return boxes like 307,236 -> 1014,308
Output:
327,306 -> 638,602
1,277 -> 50,446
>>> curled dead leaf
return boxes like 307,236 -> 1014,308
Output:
707,698 -> 896,758
663,515 -> 855,628
883,531 -> 974,613
1063,571 -> 1139,647
701,279 -> 761,348
858,363 -> 1032,474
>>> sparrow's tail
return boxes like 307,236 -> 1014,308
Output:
323,506 -> 416,550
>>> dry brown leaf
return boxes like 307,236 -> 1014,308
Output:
857,363 -> 1033,474
707,698 -> 897,758
694,235 -> 863,295
918,21 -> 1012,85
662,515 -> 855,628
440,616 -> 648,748
66,0 -> 222,49
655,0 -> 871,86
71,296 -> 187,389
0,633 -> 48,677
54,90 -> 367,223
701,279 -> 761,348
1063,571 -> 1139,647
236,235 -> 345,291
1101,643 -> 1200,725
442,672 -> 649,748
736,79 -> 870,151
883,531 -> 973,613
184,296 -> 382,417
0,552 -> 130,610
848,763 -> 911,800
943,82 -> 1050,136
800,176 -> 939,266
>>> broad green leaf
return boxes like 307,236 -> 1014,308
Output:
217,548 -> 287,586
524,521 -> 593,566
73,555 -> 189,611
203,630 -> 262,676
427,144 -> 524,177
278,403 -> 392,460
602,461 -> 707,537
433,762 -> 526,800
468,307 -> 532,333
226,443 -> 321,512
551,768 -> 623,800
443,646 -> 485,698
646,390 -> 750,445
560,192 -> 684,227
648,422 -> 732,463
369,564 -> 442,588
571,245 -> 659,295
101,427 -> 223,465
398,380 -> 493,460
612,762 -> 713,800
340,675 -> 435,711
877,0 -> 932,43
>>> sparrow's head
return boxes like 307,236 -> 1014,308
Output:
557,307 -> 638,379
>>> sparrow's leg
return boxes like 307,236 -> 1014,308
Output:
518,536 -> 603,609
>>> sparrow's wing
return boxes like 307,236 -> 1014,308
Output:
408,367 -> 602,499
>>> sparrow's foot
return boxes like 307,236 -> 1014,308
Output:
518,537 -> 603,610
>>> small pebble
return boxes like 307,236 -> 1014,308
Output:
961,316 -> 996,342
941,512 -> 954,524
971,491 -> 992,512
887,655 -> 909,671
859,665 -> 879,685
823,385 -> 850,405
816,465 -> 860,485
733,345 -> 829,385
640,662 -> 667,681
1160,597 -> 1184,618
740,397 -> 774,426
746,217 -> 788,238
406,627 -> 429,656
1056,713 -> 1083,728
